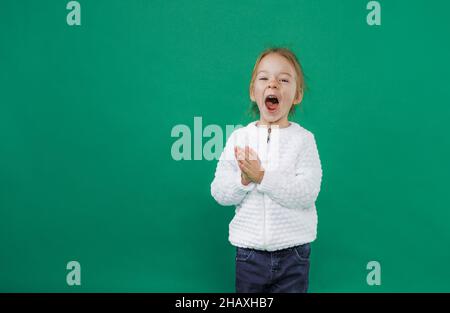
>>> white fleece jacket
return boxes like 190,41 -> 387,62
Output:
210,120 -> 323,251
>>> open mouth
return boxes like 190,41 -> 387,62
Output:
265,95 -> 279,112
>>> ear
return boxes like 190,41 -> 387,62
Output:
250,88 -> 255,102
293,88 -> 304,105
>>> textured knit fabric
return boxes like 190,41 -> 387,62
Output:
211,120 -> 323,251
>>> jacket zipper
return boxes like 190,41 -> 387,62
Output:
262,125 -> 271,250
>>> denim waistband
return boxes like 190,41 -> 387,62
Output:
237,243 -> 309,255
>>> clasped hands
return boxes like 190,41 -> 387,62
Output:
234,146 -> 265,186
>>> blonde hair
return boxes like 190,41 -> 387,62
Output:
248,47 -> 307,117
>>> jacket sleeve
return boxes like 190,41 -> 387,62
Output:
211,131 -> 256,206
256,132 -> 323,210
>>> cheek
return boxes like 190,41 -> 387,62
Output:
255,83 -> 264,93
254,86 -> 264,100
282,89 -> 296,104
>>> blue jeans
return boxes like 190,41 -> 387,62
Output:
235,243 -> 311,293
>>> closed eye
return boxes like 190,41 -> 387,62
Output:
280,79 -> 289,82
259,77 -> 268,80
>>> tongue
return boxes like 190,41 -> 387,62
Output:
266,102 -> 278,110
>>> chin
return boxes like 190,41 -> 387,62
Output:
262,115 -> 280,123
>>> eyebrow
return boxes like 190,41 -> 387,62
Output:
257,70 -> 292,77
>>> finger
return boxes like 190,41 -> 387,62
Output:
245,154 -> 255,163
245,146 -> 250,160
240,157 -> 250,166
240,160 -> 251,170
251,148 -> 260,161
244,146 -> 253,160
242,165 -> 251,175
239,160 -> 248,171
248,149 -> 258,161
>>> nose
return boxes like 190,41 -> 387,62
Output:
268,78 -> 279,89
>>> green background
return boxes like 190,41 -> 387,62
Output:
1,0 -> 449,292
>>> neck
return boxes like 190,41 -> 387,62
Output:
257,118 -> 291,128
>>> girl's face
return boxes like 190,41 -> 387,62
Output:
250,53 -> 302,126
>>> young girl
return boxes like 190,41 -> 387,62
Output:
211,47 -> 323,293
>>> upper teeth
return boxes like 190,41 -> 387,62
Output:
268,95 -> 276,98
